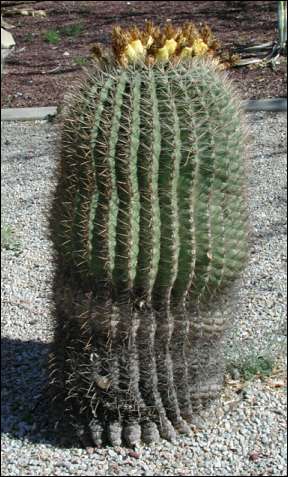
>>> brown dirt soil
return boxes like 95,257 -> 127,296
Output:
1,0 -> 287,108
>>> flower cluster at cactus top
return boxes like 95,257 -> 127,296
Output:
91,21 -> 221,67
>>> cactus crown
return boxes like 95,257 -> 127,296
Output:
90,21 -> 237,69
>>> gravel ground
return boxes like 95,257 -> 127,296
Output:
1,112 -> 287,476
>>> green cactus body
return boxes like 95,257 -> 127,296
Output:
52,62 -> 247,300
50,58 -> 248,447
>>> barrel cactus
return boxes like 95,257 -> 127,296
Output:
49,22 -> 249,447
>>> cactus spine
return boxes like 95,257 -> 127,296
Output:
49,58 -> 248,447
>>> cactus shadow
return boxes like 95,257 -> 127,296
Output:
1,337 -> 78,449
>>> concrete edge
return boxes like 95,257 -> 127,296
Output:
242,98 -> 287,112
1,106 -> 57,121
1,99 -> 287,121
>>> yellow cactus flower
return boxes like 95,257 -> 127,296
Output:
155,38 -> 178,62
130,39 -> 145,56
164,38 -> 178,55
155,45 -> 170,62
180,46 -> 193,59
124,44 -> 138,61
192,38 -> 209,56
124,39 -> 145,62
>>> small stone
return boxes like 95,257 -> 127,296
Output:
128,449 -> 141,459
86,447 -> 95,455
107,449 -> 118,458
261,435 -> 270,445
1,28 -> 15,48
224,422 -> 231,432
249,450 -> 261,461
